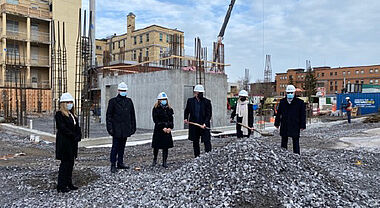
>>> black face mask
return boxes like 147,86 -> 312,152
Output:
198,92 -> 204,99
240,97 -> 246,101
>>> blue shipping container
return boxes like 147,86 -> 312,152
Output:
337,93 -> 380,115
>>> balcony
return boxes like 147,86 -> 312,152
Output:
1,3 -> 51,20
0,79 -> 50,89
31,55 -> 49,67
31,31 -> 49,43
6,29 -> 27,40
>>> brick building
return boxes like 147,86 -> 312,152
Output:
275,64 -> 380,96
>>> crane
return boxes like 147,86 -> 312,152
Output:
212,0 -> 236,72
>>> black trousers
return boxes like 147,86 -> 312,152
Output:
236,116 -> 250,138
58,159 -> 75,188
153,148 -> 168,162
192,127 -> 212,157
281,136 -> 300,154
110,137 -> 127,165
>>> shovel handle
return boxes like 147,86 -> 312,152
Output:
188,121 -> 210,130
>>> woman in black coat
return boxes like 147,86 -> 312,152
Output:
152,92 -> 174,168
55,93 -> 81,193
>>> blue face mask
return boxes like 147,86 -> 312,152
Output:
67,103 -> 73,110
120,91 -> 127,97
161,100 -> 167,106
287,93 -> 294,99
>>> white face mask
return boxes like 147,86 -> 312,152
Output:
67,103 -> 73,110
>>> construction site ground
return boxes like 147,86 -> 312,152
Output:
1,116 -> 380,207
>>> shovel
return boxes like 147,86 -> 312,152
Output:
187,121 -> 223,134
235,122 -> 274,137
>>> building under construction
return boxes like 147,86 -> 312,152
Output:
0,0 -> 81,125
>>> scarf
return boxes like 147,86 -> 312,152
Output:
236,100 -> 249,135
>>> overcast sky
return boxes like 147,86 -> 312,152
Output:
82,0 -> 380,83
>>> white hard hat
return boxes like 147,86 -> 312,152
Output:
194,84 -> 205,92
345,97 -> 350,100
157,92 -> 168,100
238,90 -> 248,97
60,92 -> 74,102
286,85 -> 296,93
118,82 -> 128,91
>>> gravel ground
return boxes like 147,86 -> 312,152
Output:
1,118 -> 380,207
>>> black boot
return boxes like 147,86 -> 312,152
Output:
152,159 -> 157,167
111,164 -> 117,173
117,163 -> 130,169
68,184 -> 78,190
162,149 -> 168,168
57,186 -> 70,193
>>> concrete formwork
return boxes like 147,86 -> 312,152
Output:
100,70 -> 227,130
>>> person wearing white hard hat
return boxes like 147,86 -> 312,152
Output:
230,90 -> 254,138
344,97 -> 352,123
184,84 -> 212,157
151,92 -> 174,168
55,92 -> 81,193
106,82 -> 136,173
274,85 -> 306,155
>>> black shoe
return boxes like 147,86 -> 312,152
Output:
68,184 -> 78,190
162,161 -> 168,168
152,159 -> 157,167
117,163 -> 130,169
111,165 -> 117,173
57,187 -> 70,193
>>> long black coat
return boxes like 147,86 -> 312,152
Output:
231,103 -> 254,134
55,111 -> 81,161
184,97 -> 212,142
274,97 -> 306,137
152,105 -> 174,149
106,95 -> 136,138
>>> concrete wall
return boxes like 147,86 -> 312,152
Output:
100,70 -> 227,130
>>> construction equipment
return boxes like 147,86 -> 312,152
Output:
188,121 -> 223,134
212,0 -> 236,72
236,122 -> 274,137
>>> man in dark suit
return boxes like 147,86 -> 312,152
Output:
274,85 -> 306,154
106,82 -> 136,173
184,84 -> 212,157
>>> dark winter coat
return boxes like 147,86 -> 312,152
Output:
152,105 -> 174,149
184,97 -> 212,142
55,111 -> 81,161
274,97 -> 306,138
106,95 -> 136,139
231,103 -> 254,134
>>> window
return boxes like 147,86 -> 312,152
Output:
134,36 -> 137,45
376,80 -> 379,84
139,35 -> 143,44
361,70 -> 364,74
146,33 -> 150,42
348,71 -> 351,75
146,48 -> 149,57
322,73 -> 324,77
7,42 -> 19,56
123,40 -> 125,48
7,20 -> 18,33
139,49 -> 142,59
361,80 -> 364,84
96,46 -> 102,50
330,86 -> 333,91
166,34 -> 170,43
355,70 -> 359,74
348,81 -> 351,84
370,80 -> 373,84
159,33 -> 163,42
133,50 -> 136,60
118,41 -> 120,48
356,80 -> 359,84
112,42 -> 115,50
343,71 -> 346,75
31,22 -> 39,40
335,86 -> 338,91
7,0 -> 19,4
335,81 -> 337,85
375,69 -> 379,73
317,73 -> 320,77
370,69 -> 373,73
335,72 -> 337,76
330,72 -> 333,76
330,81 -> 333,85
